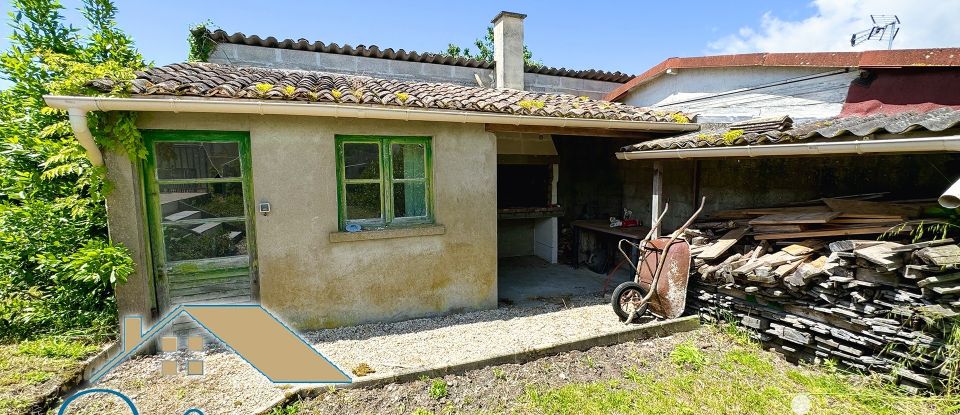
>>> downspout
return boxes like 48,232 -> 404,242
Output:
939,178 -> 960,208
68,108 -> 104,166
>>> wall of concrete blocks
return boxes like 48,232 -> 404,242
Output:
210,44 -> 622,99
618,153 -> 959,232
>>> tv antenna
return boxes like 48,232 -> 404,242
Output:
850,15 -> 900,49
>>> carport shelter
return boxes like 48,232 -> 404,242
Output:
44,62 -> 696,329
615,108 -> 960,234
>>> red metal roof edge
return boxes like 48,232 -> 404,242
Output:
604,48 -> 960,102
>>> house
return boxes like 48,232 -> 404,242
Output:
605,49 -> 960,123
603,49 -> 960,231
45,12 -> 695,330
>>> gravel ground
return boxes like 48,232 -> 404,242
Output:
302,295 -> 651,378
59,294 -> 656,414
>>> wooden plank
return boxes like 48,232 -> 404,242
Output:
830,217 -> 907,224
782,239 -> 825,256
754,226 -> 897,241
750,212 -> 840,225
822,198 -> 919,218
698,227 -> 750,260
753,225 -> 805,233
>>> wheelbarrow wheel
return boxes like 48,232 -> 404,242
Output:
611,281 -> 649,321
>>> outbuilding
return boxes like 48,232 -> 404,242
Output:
44,13 -> 694,329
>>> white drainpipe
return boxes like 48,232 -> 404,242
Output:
939,179 -> 960,208
67,108 -> 104,166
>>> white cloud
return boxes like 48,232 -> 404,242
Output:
708,0 -> 960,54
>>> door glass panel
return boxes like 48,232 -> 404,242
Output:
391,143 -> 425,179
393,181 -> 427,218
160,182 -> 245,220
343,143 -> 380,180
155,142 -> 241,179
163,220 -> 247,261
345,183 -> 382,220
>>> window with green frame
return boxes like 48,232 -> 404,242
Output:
336,136 -> 433,230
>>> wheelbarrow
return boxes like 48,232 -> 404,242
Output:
611,197 -> 706,322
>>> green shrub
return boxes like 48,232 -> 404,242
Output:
0,0 -> 144,341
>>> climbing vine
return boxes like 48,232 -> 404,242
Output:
188,22 -> 217,62
43,52 -> 146,160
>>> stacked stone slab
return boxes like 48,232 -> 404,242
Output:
684,228 -> 959,393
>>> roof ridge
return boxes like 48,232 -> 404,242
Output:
115,62 -> 691,123
206,29 -> 635,83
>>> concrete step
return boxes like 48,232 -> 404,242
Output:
190,222 -> 220,235
165,210 -> 201,222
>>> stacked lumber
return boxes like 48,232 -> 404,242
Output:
708,198 -> 922,240
684,205 -> 958,392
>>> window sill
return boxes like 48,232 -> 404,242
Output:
329,224 -> 446,243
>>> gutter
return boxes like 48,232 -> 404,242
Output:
615,135 -> 960,160
67,108 -> 104,166
43,95 -> 699,133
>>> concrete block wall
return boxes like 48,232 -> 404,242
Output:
619,153 -> 959,232
210,44 -> 623,98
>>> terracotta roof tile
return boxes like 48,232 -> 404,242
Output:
207,29 -> 635,83
104,62 -> 689,123
621,108 -> 960,152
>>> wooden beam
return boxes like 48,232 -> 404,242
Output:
651,161 -> 663,238
485,123 -> 654,138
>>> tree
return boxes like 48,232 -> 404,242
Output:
0,0 -> 141,341
444,26 -> 540,67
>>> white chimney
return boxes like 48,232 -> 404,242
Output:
492,11 -> 526,90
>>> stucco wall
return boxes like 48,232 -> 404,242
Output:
619,67 -> 859,123
135,113 -> 498,329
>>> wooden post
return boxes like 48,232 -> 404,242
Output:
651,161 -> 663,238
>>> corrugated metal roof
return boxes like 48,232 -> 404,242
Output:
621,108 -> 960,152
96,62 -> 690,123
208,29 -> 635,83
606,48 -> 960,101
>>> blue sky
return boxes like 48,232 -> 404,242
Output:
0,1 -> 816,75
2,0 -> 959,87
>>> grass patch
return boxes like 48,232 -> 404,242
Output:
519,330 -> 959,415
0,338 -> 99,414
429,379 -> 449,399
17,338 -> 98,359
669,341 -> 707,370
268,399 -> 300,415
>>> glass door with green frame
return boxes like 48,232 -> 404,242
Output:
143,131 -> 258,310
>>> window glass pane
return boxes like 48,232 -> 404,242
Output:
156,142 -> 240,179
343,143 -> 380,180
391,143 -> 425,179
345,183 -> 382,220
160,182 -> 245,220
393,181 -> 427,218
163,220 -> 247,261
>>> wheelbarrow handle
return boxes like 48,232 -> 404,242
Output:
640,196 -> 707,305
